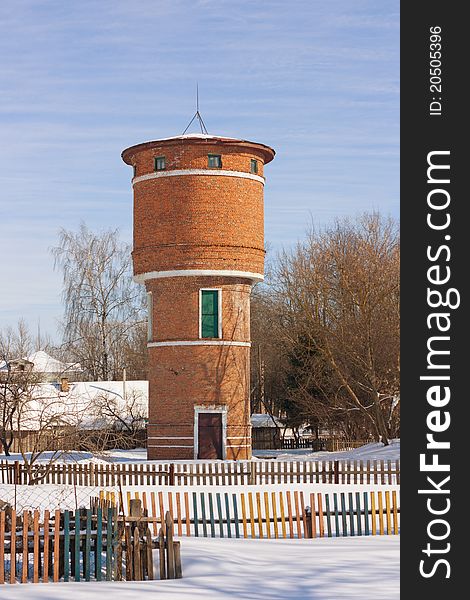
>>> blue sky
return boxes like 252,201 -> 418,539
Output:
0,0 -> 399,338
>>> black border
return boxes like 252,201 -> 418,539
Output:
401,3 -> 466,594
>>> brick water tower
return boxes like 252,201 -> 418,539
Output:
122,132 -> 275,460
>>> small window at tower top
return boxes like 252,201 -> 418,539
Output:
208,154 -> 222,168
154,156 -> 166,171
250,159 -> 258,174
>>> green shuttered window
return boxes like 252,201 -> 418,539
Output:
201,290 -> 220,338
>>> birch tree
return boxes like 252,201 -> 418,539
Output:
52,223 -> 146,381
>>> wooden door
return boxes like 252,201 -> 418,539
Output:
198,413 -> 223,459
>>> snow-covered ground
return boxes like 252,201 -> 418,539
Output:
253,439 -> 400,462
109,439 -> 400,463
4,536 -> 399,600
0,439 -> 400,464
1,441 -> 400,596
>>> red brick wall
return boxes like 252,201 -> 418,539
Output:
147,276 -> 251,342
123,137 -> 272,178
132,174 -> 265,274
125,139 -> 272,276
147,344 -> 251,460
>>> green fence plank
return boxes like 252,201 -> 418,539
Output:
208,494 -> 216,538
348,493 -> 355,536
325,495 -> 332,538
216,493 -> 224,538
341,493 -> 348,536
106,508 -> 112,580
112,509 -> 118,580
333,494 -> 340,537
74,510 -> 81,581
96,507 -> 102,581
193,492 -> 199,537
225,493 -> 232,538
64,510 -> 70,582
85,509 -> 91,581
341,493 -> 347,536
200,493 -> 208,537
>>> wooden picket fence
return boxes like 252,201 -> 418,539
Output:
0,459 -> 400,486
100,488 -> 400,540
0,504 -> 182,585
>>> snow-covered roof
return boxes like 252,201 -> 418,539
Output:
8,380 -> 148,430
251,413 -> 282,428
67,380 -> 148,406
27,350 -> 80,374
0,350 -> 81,374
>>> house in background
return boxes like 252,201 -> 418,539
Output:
251,413 -> 282,450
0,350 -> 82,385
1,378 -> 148,454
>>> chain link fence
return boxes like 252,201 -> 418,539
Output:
0,482 -> 119,512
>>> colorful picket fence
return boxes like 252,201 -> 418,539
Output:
0,458 -> 400,486
99,488 -> 400,540
0,506 -> 181,585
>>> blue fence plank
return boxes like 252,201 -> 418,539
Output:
232,494 -> 240,539
355,492 -> 362,536
363,492 -> 370,536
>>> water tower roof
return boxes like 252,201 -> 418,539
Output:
122,134 -> 275,165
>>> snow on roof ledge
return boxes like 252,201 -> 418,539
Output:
156,133 -> 240,141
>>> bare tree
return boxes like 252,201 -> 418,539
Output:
12,383 -> 86,483
0,320 -> 35,455
0,322 -> 91,481
251,289 -> 283,413
276,213 -> 400,445
88,388 -> 147,450
51,223 -> 146,381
